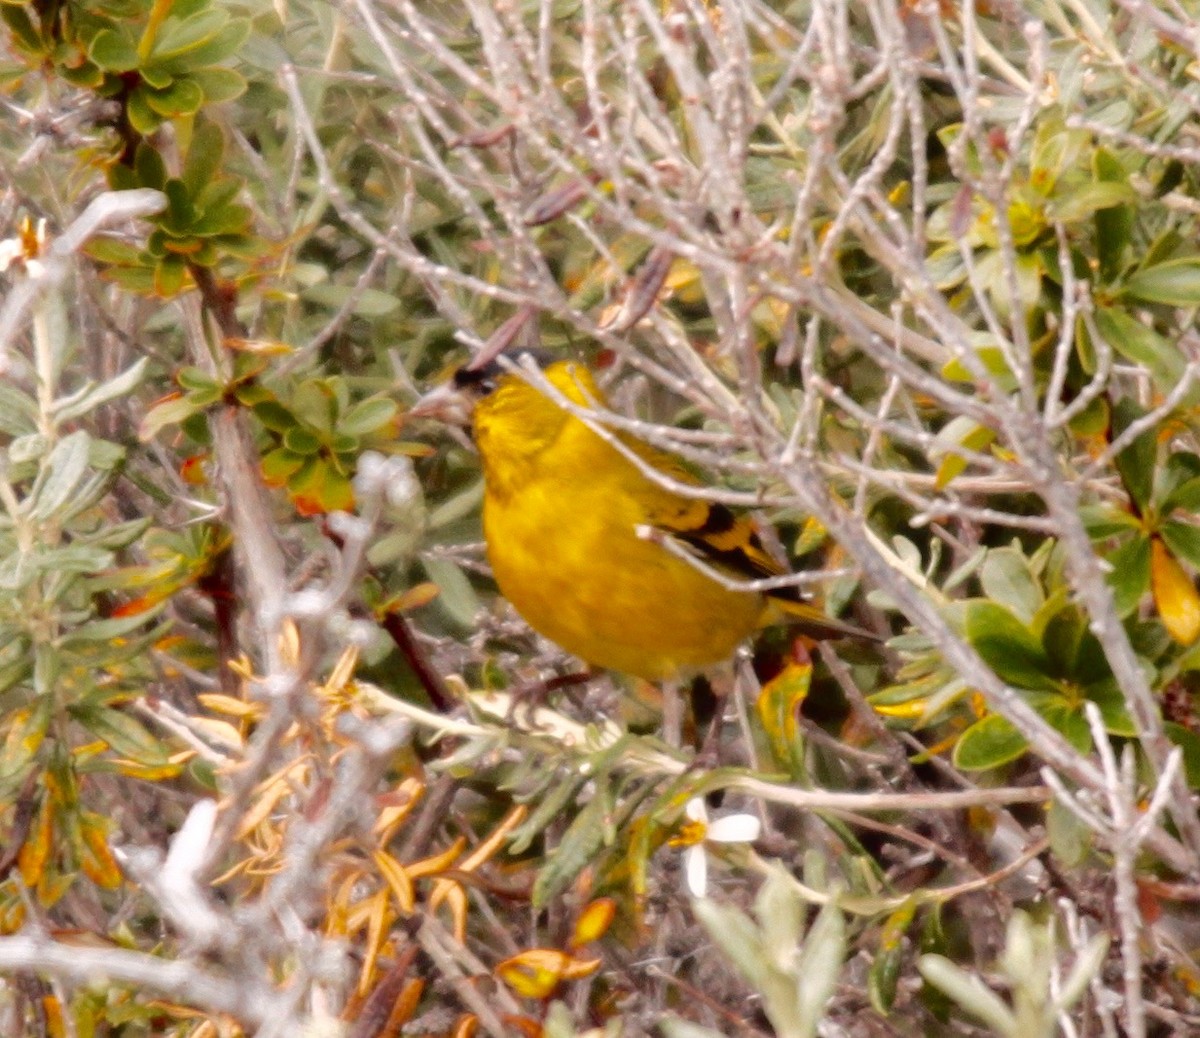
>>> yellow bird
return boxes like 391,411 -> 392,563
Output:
446,358 -> 872,684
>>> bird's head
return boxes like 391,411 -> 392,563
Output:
411,356 -> 607,482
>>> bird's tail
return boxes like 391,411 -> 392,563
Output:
766,597 -> 882,643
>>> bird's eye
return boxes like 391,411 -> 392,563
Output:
453,367 -> 497,396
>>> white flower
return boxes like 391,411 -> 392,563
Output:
0,216 -> 47,278
671,797 -> 761,898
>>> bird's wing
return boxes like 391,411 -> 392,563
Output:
648,496 -> 788,584
633,452 -> 879,642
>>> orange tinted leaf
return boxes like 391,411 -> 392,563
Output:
0,699 -> 52,783
406,836 -> 466,880
428,879 -> 468,942
36,870 -> 74,908
179,454 -> 209,485
110,593 -> 166,618
502,1017 -> 543,1038
371,851 -> 415,913
197,693 -> 264,720
757,659 -> 811,769
224,337 -> 294,355
358,888 -> 393,997
497,949 -> 570,999
372,778 -> 426,843
111,758 -> 188,780
1152,539 -> 1200,644
41,996 -> 65,1038
237,758 -> 309,837
459,804 -> 528,871
79,814 -> 122,889
389,978 -> 425,1030
18,796 -> 54,888
383,582 -> 441,614
571,898 -> 616,947
451,1016 -> 478,1038
496,949 -> 600,999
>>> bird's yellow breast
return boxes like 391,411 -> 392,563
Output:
474,364 -> 765,681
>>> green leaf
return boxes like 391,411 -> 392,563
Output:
139,394 -> 207,441
126,88 -> 163,136
868,900 -> 917,1015
954,714 -> 1028,770
794,900 -> 847,1032
70,704 -> 169,765
421,556 -> 480,629
30,430 -> 92,519
302,284 -> 401,317
692,898 -> 770,989
1122,257 -> 1200,307
30,543 -> 114,576
153,255 -> 189,297
1045,180 -> 1136,223
1161,459 -> 1200,513
144,76 -> 205,118
507,767 -> 590,856
659,1021 -> 725,1038
1161,521 -> 1200,571
1046,797 -> 1092,867
283,426 -> 321,455
1039,605 -> 1088,677
53,358 -> 149,424
134,142 -> 168,191
1106,534 -> 1151,616
103,265 -> 159,294
83,235 -> 146,266
1094,148 -> 1134,283
149,9 -> 229,62
2,5 -> 44,56
338,397 -> 399,437
1067,394 -> 1110,438
253,400 -> 297,433
1035,695 -> 1092,753
1094,308 -> 1189,398
919,955 -> 1017,1034
1030,121 -> 1089,194
1112,396 -> 1157,511
531,782 -> 612,909
182,119 -> 225,197
190,65 -> 246,104
1166,722 -> 1200,789
965,602 -> 1055,690
932,416 -> 997,488
83,516 -> 153,551
89,29 -> 139,72
979,548 -> 1044,624
190,201 -> 251,236
1079,504 -> 1140,539
138,63 -> 173,89
1086,680 -> 1135,738
261,447 -> 305,484
291,380 -> 339,432
58,610 -> 163,646
156,17 -> 249,70
0,383 -> 37,436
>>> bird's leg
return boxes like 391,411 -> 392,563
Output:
506,669 -> 594,727
661,678 -> 682,748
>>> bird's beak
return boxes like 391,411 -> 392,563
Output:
408,381 -> 475,428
